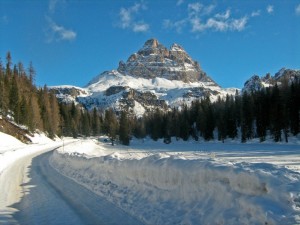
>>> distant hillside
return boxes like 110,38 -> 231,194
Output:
243,68 -> 300,92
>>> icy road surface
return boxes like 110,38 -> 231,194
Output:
0,151 -> 141,225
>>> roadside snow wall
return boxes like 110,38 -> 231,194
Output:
50,149 -> 300,225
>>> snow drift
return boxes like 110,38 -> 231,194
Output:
50,140 -> 300,225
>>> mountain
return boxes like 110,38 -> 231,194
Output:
117,38 -> 216,84
243,68 -> 300,92
51,38 -> 237,115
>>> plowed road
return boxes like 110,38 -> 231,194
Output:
0,148 -> 143,225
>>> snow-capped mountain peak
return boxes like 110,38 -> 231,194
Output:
117,38 -> 216,84
52,38 -> 238,115
170,43 -> 185,52
243,68 -> 300,92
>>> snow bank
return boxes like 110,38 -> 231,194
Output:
0,131 -> 25,153
0,131 -> 63,174
50,140 -> 300,225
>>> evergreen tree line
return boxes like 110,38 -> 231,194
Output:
1,52 -> 299,145
59,104 -> 132,145
86,78 -> 300,145
0,52 -> 130,144
132,80 -> 300,143
0,52 -> 60,138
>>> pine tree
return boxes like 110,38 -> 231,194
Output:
0,58 -> 5,114
179,105 -> 190,141
49,91 -> 61,136
19,95 -> 28,125
5,52 -> 12,77
149,109 -> 163,141
39,85 -> 56,138
81,110 -> 90,137
289,80 -> 300,136
119,111 -> 130,145
133,117 -> 146,139
104,108 -> 119,145
255,90 -> 269,142
270,84 -> 283,142
28,61 -> 35,84
9,71 -> 20,123
91,107 -> 100,136
241,91 -> 254,142
29,93 -> 43,131
201,97 -> 214,141
215,97 -> 226,142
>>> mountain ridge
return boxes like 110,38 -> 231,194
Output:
51,38 -> 299,116
243,68 -> 300,92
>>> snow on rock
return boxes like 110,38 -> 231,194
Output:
49,85 -> 90,104
50,140 -> 300,225
243,68 -> 300,93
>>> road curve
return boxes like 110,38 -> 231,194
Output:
9,151 -> 144,225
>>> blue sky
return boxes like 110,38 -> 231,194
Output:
1,0 -> 300,88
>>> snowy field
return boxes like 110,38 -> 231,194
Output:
50,137 -> 300,225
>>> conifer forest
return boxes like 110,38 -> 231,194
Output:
1,52 -> 299,145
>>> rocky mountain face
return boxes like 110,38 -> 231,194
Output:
50,38 -> 236,115
117,39 -> 216,84
50,86 -> 89,104
243,68 -> 300,92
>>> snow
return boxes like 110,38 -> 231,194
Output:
83,71 -> 237,111
133,101 -> 146,117
0,131 -> 66,221
49,85 -> 91,104
1,133 -> 142,225
50,137 -> 300,225
49,85 -> 88,93
1,130 -> 300,224
0,132 -> 25,153
170,43 -> 185,52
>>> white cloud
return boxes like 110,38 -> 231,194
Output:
46,17 -> 76,42
164,3 -> 249,34
267,5 -> 274,14
203,5 -> 216,15
48,0 -> 65,13
120,8 -> 131,29
118,1 -> 149,33
49,0 -> 58,13
231,16 -> 248,31
188,3 -> 215,16
251,10 -> 261,17
215,9 -> 230,20
296,4 -> 300,15
190,17 -> 205,32
176,0 -> 184,6
191,16 -> 248,32
188,2 -> 203,14
163,19 -> 186,33
133,22 -> 149,32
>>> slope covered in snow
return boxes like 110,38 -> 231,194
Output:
50,138 -> 300,225
81,70 -> 237,112
50,85 -> 91,104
